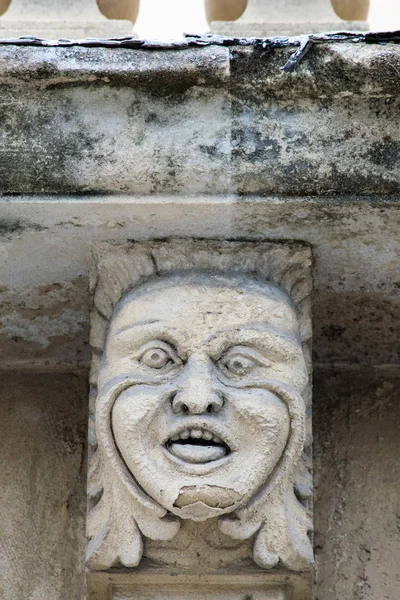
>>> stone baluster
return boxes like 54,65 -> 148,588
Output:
332,0 -> 369,21
204,0 -> 247,26
134,0 -> 209,40
0,0 -> 133,39
211,0 -> 369,36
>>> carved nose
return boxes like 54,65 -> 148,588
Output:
171,390 -> 224,415
171,355 -> 224,415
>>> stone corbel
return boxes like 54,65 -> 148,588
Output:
87,239 -> 314,600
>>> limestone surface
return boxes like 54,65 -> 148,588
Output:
87,241 -> 313,578
0,38 -> 399,600
0,373 -> 87,600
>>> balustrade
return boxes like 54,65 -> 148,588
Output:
333,0 -> 369,21
0,0 -> 374,41
99,0 -> 139,23
205,0 -> 247,24
0,0 -> 134,38
211,0 -> 369,36
134,0 -> 209,40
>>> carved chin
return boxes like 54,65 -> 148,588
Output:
172,484 -> 243,521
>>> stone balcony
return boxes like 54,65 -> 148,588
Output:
0,5 -> 399,600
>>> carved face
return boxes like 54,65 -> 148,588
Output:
100,275 -> 308,522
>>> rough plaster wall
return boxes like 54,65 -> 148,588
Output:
0,41 -> 399,600
0,369 -> 398,599
0,373 -> 87,600
314,368 -> 400,599
1,197 -> 398,369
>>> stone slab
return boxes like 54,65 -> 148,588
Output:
87,570 -> 310,600
0,195 -> 399,370
0,44 -> 398,195
0,45 -> 230,195
113,587 -> 286,600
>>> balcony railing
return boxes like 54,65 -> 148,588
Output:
0,0 -> 383,41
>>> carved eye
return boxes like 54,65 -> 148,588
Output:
138,342 -> 180,370
219,346 -> 270,377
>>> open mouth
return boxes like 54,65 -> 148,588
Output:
166,427 -> 231,464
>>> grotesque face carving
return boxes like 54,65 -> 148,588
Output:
99,274 -> 308,522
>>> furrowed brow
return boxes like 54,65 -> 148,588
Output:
114,320 -> 161,336
206,326 -> 302,360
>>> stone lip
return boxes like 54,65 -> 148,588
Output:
0,30 -> 388,45
0,29 -> 397,48
165,424 -> 232,464
0,35 -> 397,92
167,442 -> 227,464
0,43 -> 230,85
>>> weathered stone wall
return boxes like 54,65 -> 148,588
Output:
1,197 -> 398,370
314,368 -> 400,599
1,39 -> 399,599
1,369 -> 398,599
0,373 -> 87,600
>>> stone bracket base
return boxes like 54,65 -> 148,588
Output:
87,570 -> 312,600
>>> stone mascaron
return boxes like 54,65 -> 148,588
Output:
86,240 -> 313,574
